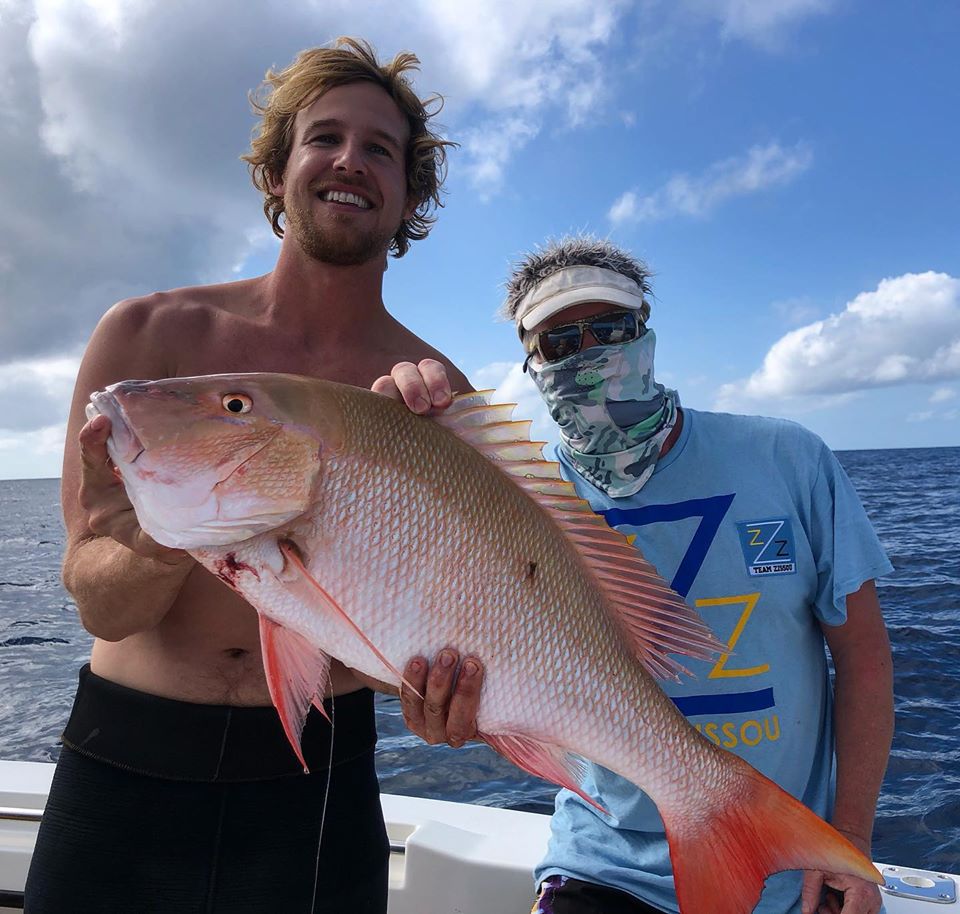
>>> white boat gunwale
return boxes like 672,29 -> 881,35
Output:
1,760 -> 956,913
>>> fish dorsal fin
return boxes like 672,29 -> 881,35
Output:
437,392 -> 724,680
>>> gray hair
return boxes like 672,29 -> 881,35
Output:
502,235 -> 653,323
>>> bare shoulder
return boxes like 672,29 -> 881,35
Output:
87,278 -> 262,380
102,280 -> 251,341
384,322 -> 473,393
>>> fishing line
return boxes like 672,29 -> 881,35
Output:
309,690 -> 335,914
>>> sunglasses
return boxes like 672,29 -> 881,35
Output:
523,310 -> 647,371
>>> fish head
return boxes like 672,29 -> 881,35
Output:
86,373 -> 343,549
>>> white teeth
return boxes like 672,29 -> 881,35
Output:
321,190 -> 371,209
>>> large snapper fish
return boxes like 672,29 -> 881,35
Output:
87,372 -> 880,914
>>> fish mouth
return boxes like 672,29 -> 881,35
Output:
86,391 -> 144,464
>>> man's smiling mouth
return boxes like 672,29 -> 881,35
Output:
318,190 -> 372,209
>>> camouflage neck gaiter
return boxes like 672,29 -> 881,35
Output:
528,331 -> 679,497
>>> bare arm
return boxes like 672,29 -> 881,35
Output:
801,579 -> 893,914
61,300 -> 194,641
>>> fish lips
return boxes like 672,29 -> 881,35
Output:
86,389 -> 145,465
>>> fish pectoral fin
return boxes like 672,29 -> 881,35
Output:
481,732 -> 607,815
258,613 -> 333,772
275,539 -> 421,698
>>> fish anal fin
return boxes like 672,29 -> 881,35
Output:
482,732 -> 607,816
664,759 -> 881,914
258,613 -> 332,772
276,539 -> 422,699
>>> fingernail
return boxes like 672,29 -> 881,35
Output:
414,397 -> 430,413
463,660 -> 479,677
439,651 -> 454,668
409,660 -> 423,674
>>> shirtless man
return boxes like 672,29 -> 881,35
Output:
26,38 -> 479,914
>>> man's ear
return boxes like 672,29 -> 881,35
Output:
267,169 -> 285,197
402,193 -> 418,222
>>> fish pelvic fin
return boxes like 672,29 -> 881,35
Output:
481,732 -> 607,816
258,613 -> 333,772
276,539 -> 422,699
434,394 -> 724,681
664,757 -> 882,914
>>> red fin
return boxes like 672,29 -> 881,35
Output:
434,399 -> 725,680
276,540 -> 422,698
258,613 -> 332,772
665,759 -> 882,914
482,732 -> 607,815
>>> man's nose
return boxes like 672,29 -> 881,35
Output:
333,140 -> 366,174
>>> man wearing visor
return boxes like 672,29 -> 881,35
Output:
512,236 -> 893,914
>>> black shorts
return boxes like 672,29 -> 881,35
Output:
25,665 -> 388,914
533,875 -> 667,914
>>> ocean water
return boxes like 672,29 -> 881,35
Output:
1,448 -> 958,873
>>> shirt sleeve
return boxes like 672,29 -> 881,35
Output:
807,443 -> 894,626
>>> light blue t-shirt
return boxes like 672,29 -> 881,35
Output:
535,408 -> 892,914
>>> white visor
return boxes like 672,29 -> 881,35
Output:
514,265 -> 646,334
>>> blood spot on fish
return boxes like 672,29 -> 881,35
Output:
527,561 -> 538,580
214,552 -> 261,588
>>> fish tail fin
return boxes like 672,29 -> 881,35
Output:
663,761 -> 881,914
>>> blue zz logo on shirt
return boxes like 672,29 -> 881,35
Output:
736,518 -> 797,577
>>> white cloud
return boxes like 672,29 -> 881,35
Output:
457,116 -> 541,199
418,0 -> 622,119
608,141 -> 813,225
930,387 -> 957,404
715,272 -> 960,411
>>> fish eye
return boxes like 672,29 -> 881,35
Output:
222,394 -> 253,414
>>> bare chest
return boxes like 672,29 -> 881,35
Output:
168,312 -> 408,388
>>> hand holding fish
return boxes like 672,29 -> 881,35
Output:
77,413 -> 191,567
371,358 -> 454,415
800,831 -> 883,914
400,650 -> 484,749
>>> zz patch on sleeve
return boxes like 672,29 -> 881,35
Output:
736,518 -> 797,577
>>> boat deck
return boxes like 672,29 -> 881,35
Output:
2,760 -> 955,913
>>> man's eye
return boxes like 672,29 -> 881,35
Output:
369,143 -> 390,156
310,134 -> 337,145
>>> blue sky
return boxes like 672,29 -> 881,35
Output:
1,0 -> 958,479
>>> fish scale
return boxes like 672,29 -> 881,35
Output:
88,371 -> 885,914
